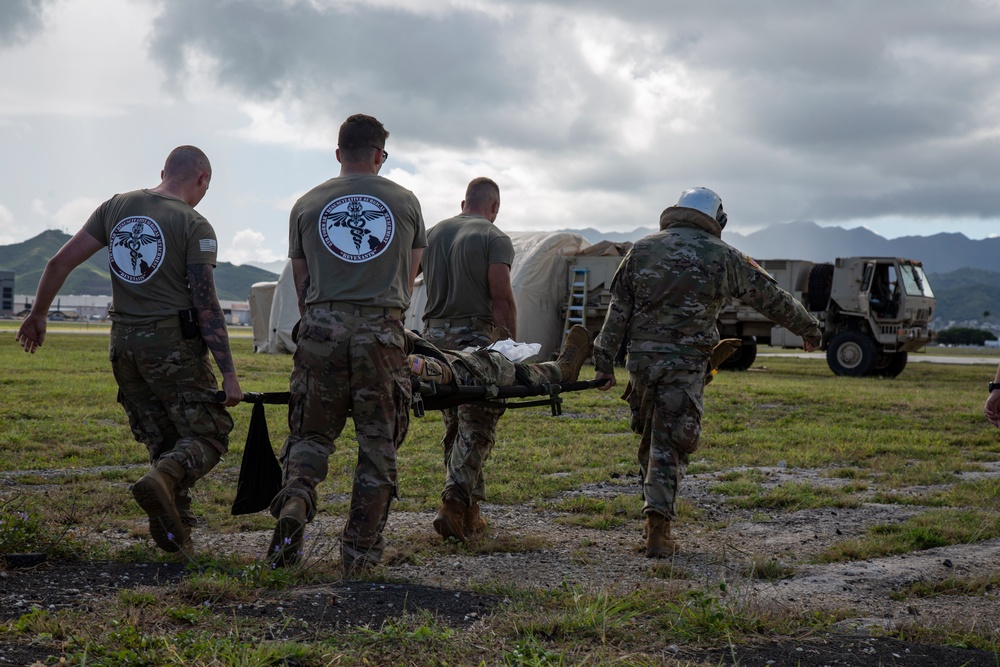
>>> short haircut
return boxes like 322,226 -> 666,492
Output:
163,145 -> 211,182
465,177 -> 500,207
338,114 -> 389,162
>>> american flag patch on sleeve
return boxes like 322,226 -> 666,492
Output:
199,239 -> 217,253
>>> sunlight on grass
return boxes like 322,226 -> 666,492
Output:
815,509 -> 1000,563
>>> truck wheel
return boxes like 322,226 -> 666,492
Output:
718,336 -> 758,371
826,331 -> 877,376
807,263 -> 834,311
871,351 -> 908,378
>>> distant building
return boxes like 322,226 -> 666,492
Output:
15,294 -> 112,321
13,293 -> 251,325
0,271 -> 13,317
223,301 -> 252,327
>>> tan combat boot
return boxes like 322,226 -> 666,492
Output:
644,514 -> 680,558
267,497 -> 308,567
175,487 -> 200,528
131,458 -> 187,553
464,502 -> 488,536
432,498 -> 467,542
556,325 -> 591,382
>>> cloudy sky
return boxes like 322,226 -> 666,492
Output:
2,0 -> 999,266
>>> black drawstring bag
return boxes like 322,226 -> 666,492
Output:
231,401 -> 282,515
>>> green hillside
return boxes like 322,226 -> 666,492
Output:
0,230 -> 278,302
927,268 -> 1000,323
214,261 -> 281,301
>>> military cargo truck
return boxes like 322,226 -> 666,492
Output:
714,257 -> 935,376
562,255 -> 935,377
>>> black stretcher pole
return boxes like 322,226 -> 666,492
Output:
217,378 -> 604,416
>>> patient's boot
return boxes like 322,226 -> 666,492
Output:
556,325 -> 591,382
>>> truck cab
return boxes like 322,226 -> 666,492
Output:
820,257 -> 935,376
716,256 -> 935,377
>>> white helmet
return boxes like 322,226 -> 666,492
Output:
677,187 -> 727,228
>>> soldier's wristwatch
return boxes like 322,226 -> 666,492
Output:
989,382 -> 1000,393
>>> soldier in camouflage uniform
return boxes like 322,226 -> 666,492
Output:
593,187 -> 822,558
269,114 -> 427,574
420,177 -> 519,541
408,324 -> 591,542
16,146 -> 243,555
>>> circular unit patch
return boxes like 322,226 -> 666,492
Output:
109,216 -> 165,283
318,195 -> 395,263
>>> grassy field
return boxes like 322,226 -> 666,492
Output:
1,324 -> 999,664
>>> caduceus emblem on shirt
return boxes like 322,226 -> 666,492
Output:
322,200 -> 384,251
318,195 -> 395,263
112,220 -> 158,271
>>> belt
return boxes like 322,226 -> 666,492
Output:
424,317 -> 493,330
113,316 -> 182,329
311,301 -> 404,319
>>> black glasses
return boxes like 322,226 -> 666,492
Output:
372,145 -> 388,161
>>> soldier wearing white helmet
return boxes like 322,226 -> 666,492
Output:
592,187 -> 821,558
676,187 -> 728,229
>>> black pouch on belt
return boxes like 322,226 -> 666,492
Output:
179,307 -> 200,339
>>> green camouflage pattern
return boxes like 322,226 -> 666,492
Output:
439,347 -> 561,506
593,207 -> 821,374
273,307 -> 410,567
626,368 -> 703,519
423,325 -> 503,507
593,206 -> 822,520
422,324 -> 498,353
110,324 -> 231,502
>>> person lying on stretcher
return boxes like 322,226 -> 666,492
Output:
407,324 -> 592,393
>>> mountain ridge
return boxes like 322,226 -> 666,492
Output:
4,225 -> 999,323
557,221 -> 999,274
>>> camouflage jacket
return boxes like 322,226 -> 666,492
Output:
592,207 -> 822,374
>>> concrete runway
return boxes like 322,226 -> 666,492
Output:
758,352 -> 998,366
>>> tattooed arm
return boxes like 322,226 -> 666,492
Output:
187,264 -> 243,407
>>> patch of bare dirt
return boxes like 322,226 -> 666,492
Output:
2,463 -> 1000,665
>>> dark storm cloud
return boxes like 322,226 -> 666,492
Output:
139,0 -> 1000,224
0,0 -> 52,46
145,0 -> 628,151
505,1 -> 1000,152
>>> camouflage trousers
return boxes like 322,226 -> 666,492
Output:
626,366 -> 705,521
424,324 -> 560,506
274,307 -> 410,568
423,325 -> 503,506
110,323 -> 233,522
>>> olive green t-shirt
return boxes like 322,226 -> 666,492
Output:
83,189 -> 218,325
288,174 -> 427,309
422,214 -> 515,323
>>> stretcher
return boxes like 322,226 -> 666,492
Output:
222,377 -> 605,516
219,377 -> 604,416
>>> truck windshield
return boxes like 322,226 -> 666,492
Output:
898,264 -> 934,298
